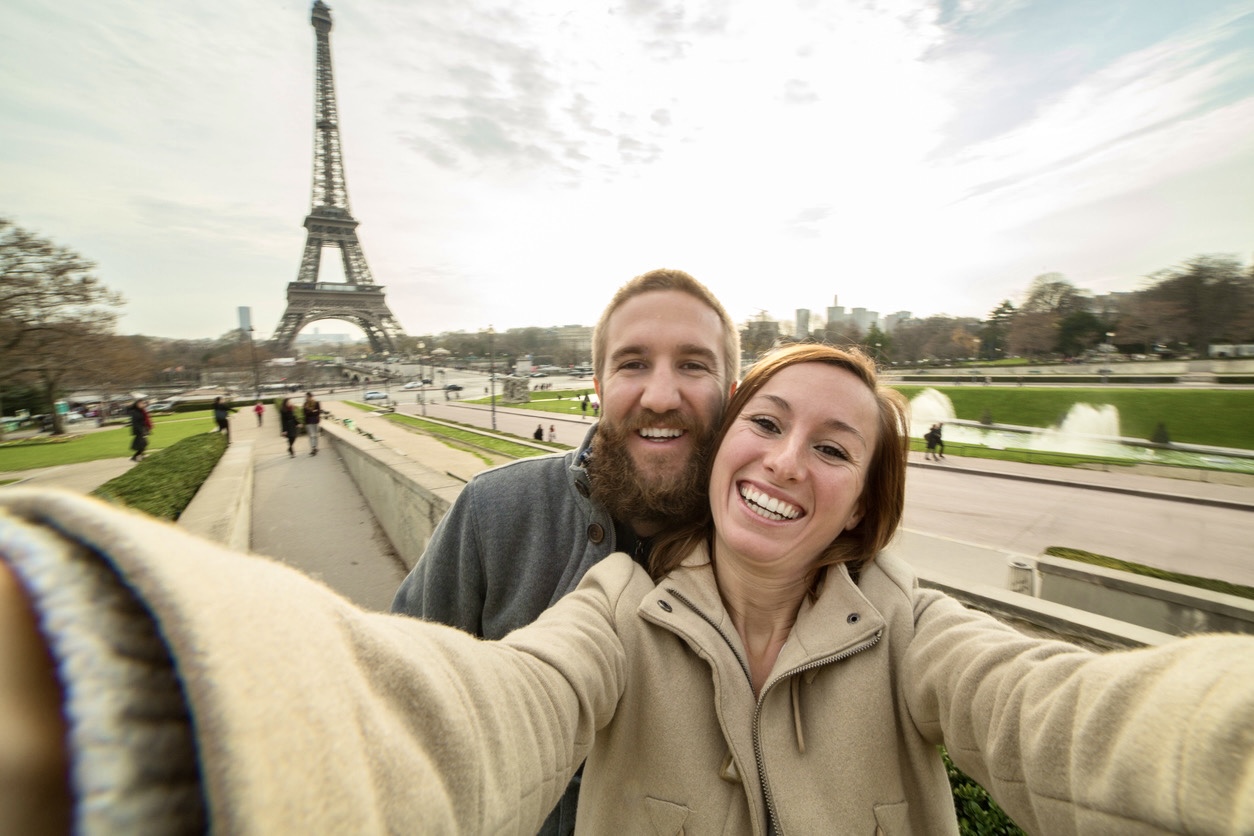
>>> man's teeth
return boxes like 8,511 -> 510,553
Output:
638,428 -> 683,439
739,485 -> 801,521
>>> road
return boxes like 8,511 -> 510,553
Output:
379,380 -> 1254,588
902,466 -> 1254,586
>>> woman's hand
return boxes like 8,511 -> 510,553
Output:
0,559 -> 72,834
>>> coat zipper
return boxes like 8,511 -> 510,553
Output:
752,631 -> 882,835
668,587 -> 882,835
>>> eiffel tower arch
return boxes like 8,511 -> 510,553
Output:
271,1 -> 407,355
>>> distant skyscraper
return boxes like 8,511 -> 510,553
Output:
795,309 -> 811,338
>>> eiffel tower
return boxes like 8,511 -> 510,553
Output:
271,0 -> 407,354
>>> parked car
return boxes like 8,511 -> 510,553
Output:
148,401 -> 175,413
528,372 -> 548,378
363,390 -> 388,401
402,381 -> 422,390
421,377 -> 433,385
444,383 -> 463,391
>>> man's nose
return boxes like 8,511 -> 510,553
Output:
639,367 -> 682,414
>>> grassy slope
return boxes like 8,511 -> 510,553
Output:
0,412 -> 219,471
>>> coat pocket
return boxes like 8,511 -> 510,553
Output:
872,800 -> 910,835
644,796 -> 691,835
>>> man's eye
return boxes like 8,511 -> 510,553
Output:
680,361 -> 711,372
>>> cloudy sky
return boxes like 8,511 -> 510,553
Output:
2,0 -> 1252,341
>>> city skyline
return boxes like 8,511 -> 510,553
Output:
2,1 -> 1251,341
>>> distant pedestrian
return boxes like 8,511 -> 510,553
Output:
548,424 -> 556,443
279,398 -> 299,458
533,424 -> 544,441
128,398 -> 152,462
212,397 -> 238,444
304,392 -> 323,456
581,394 -> 589,419
924,423 -> 945,460
253,401 -> 265,426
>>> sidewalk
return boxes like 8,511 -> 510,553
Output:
242,403 -> 409,612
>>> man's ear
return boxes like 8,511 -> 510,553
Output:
593,377 -> 602,402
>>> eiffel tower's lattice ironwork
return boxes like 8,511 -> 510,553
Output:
271,0 -> 406,354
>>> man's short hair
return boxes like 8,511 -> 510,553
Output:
592,268 -> 740,389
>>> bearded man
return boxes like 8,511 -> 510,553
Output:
392,268 -> 739,835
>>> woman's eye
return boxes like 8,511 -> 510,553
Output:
817,444 -> 848,460
750,416 -> 779,433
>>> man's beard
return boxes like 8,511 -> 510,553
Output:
588,410 -> 715,532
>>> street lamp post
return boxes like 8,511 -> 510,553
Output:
418,341 -> 427,416
246,327 -> 261,400
487,325 -> 497,431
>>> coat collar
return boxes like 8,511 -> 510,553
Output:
638,542 -> 886,692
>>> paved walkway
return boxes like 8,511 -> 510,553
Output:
5,398 -> 1252,607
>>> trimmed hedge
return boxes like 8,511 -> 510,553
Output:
945,749 -> 1026,834
91,432 -> 228,521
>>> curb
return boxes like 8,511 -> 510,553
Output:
177,439 -> 254,551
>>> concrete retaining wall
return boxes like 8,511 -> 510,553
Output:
322,421 -> 464,570
917,573 -> 1174,649
1036,555 -> 1254,636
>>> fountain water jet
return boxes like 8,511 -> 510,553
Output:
904,389 -> 1254,473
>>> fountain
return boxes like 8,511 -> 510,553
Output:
906,389 -> 1254,473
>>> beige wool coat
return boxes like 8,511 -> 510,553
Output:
1,489 -> 1251,835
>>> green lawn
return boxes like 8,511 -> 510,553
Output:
385,413 -> 565,459
0,412 -> 219,472
892,386 -> 1254,450
469,388 -> 598,419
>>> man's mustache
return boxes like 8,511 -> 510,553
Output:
616,410 -> 700,434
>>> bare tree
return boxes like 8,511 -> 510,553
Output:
1117,297 -> 1188,356
0,219 -> 124,435
1141,256 -> 1253,353
1007,311 -> 1057,360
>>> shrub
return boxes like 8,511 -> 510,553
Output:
943,748 -> 1025,835
1151,422 -> 1170,444
92,432 -> 228,521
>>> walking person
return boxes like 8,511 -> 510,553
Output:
212,397 -> 237,444
303,392 -> 323,456
932,422 -> 946,458
533,424 -> 545,441
924,423 -> 940,460
253,401 -> 265,426
548,424 -> 556,443
279,398 -> 299,458
127,397 -> 152,462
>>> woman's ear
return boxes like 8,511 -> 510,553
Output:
844,500 -> 865,533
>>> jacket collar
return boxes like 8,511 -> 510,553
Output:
639,542 -> 886,689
